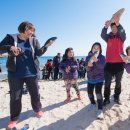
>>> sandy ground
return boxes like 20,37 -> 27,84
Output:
0,71 -> 130,130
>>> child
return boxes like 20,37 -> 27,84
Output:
41,65 -> 48,80
85,42 -> 105,119
59,48 -> 81,103
46,59 -> 53,79
122,46 -> 130,73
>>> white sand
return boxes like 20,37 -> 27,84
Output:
0,71 -> 130,130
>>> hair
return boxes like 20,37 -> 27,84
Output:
126,46 -> 130,55
18,21 -> 35,33
89,42 -> 102,54
57,53 -> 61,55
62,47 -> 76,62
110,22 -> 116,27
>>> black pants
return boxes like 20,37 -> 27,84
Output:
8,76 -> 42,121
54,67 -> 59,80
104,70 -> 124,100
59,72 -> 63,79
87,82 -> 103,109
47,70 -> 52,79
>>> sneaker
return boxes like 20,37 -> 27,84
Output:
103,99 -> 110,106
64,97 -> 71,103
7,120 -> 17,129
114,98 -> 122,105
35,111 -> 44,118
88,104 -> 96,111
97,110 -> 104,120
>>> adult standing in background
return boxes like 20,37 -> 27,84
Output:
53,53 -> 61,80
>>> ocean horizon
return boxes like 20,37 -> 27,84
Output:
0,56 -> 86,80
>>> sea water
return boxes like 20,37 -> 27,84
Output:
0,56 -> 85,81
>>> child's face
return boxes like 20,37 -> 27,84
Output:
127,49 -> 130,56
67,50 -> 74,58
92,45 -> 100,53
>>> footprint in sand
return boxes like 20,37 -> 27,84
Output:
111,108 -> 122,118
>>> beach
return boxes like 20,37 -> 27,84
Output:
0,71 -> 130,130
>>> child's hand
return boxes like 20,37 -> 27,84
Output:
87,62 -> 93,67
65,67 -> 70,73
122,56 -> 129,64
92,56 -> 98,62
67,66 -> 71,71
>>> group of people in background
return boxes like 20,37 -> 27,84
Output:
41,53 -> 62,80
41,55 -> 86,80
0,15 -> 130,129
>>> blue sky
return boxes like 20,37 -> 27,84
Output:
0,0 -> 130,56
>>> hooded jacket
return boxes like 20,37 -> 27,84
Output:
0,34 -> 47,78
85,53 -> 105,82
